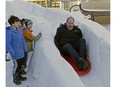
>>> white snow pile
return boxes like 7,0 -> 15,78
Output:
6,0 -> 110,87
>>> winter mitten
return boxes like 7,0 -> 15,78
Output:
33,33 -> 42,41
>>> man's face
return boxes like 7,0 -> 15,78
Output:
66,18 -> 74,30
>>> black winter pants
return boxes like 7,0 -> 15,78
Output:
13,58 -> 25,75
62,38 -> 87,63
23,52 -> 27,67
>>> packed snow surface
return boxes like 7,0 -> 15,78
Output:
6,0 -> 110,87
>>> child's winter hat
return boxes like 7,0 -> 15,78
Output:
25,20 -> 33,27
22,18 -> 33,27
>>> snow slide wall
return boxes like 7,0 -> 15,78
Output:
6,1 -> 110,87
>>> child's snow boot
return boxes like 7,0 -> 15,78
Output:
13,74 -> 22,85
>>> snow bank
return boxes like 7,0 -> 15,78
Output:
75,19 -> 110,87
6,0 -> 110,87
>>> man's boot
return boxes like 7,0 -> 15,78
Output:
13,74 -> 22,85
77,61 -> 83,70
78,58 -> 88,70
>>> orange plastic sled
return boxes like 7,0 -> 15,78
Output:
61,54 -> 91,76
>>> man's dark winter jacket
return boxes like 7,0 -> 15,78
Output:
54,24 -> 83,52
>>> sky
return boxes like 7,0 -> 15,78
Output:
0,0 -> 116,87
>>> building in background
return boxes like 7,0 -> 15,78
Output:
24,0 -> 81,11
24,0 -> 110,11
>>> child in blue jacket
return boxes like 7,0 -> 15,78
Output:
6,15 -> 28,85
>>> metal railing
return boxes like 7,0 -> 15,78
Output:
70,4 -> 110,21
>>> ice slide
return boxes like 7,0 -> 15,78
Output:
6,1 -> 110,87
